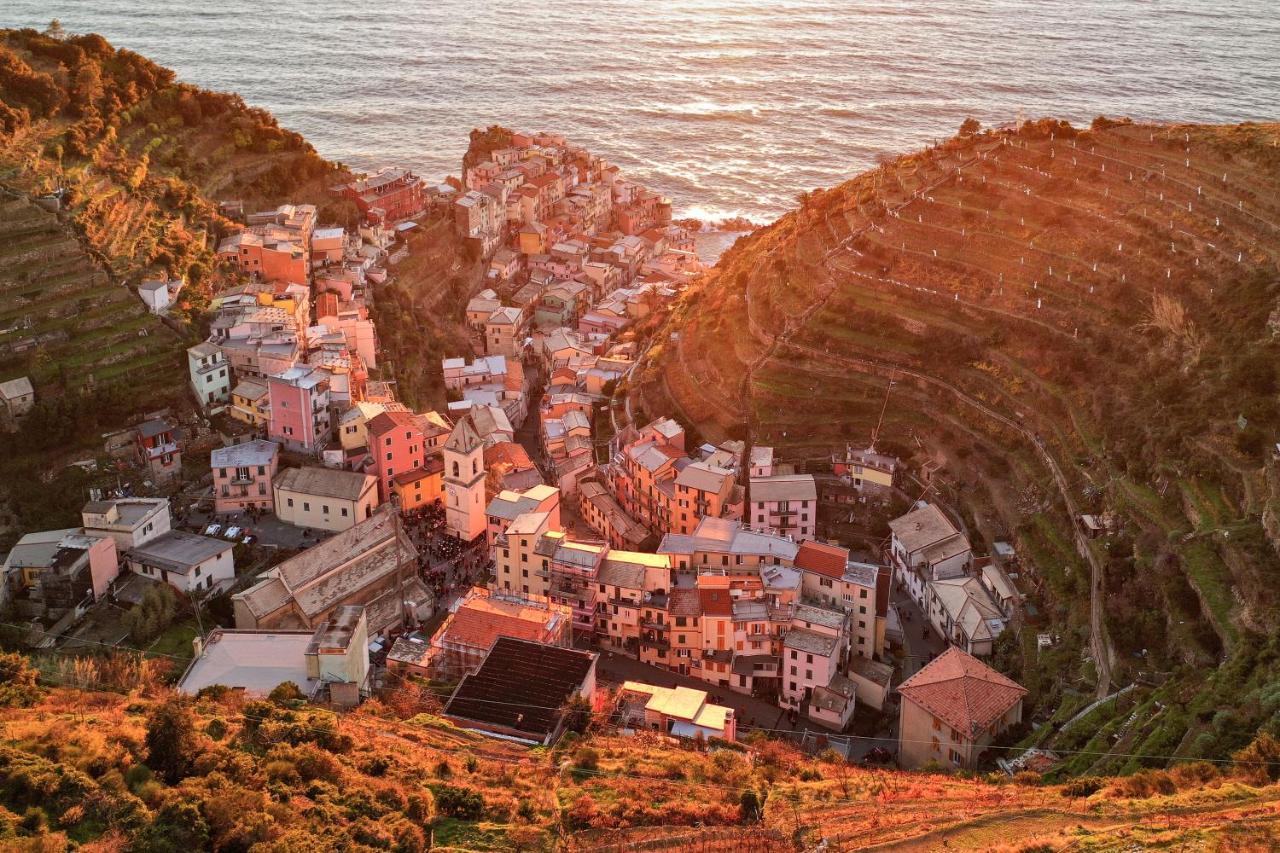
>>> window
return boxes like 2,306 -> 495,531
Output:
303,502 -> 310,512
790,665 -> 797,676
257,482 -> 266,496
287,498 -> 294,508
806,654 -> 813,664
385,437 -> 392,446
341,507 -> 349,517
790,650 -> 797,660
860,588 -> 868,599
805,669 -> 812,680
322,505 -> 330,514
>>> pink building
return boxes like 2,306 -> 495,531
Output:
210,439 -> 280,514
267,367 -> 332,454
366,410 -> 426,503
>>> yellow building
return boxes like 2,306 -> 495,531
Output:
229,378 -> 269,427
391,454 -> 444,513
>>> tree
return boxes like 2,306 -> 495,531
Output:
959,117 -> 981,137
0,653 -> 42,707
560,694 -> 592,734
124,583 -> 177,644
145,699 -> 199,784
738,789 -> 762,823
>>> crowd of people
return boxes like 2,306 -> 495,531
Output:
402,501 -> 491,608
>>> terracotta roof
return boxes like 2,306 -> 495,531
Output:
668,587 -> 701,618
366,410 -> 419,438
437,595 -> 566,651
794,540 -> 849,579
698,588 -> 733,617
485,441 -> 534,471
897,647 -> 1026,738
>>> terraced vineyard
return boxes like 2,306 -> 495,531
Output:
640,119 -> 1280,767
3,681 -> 1279,851
0,193 -> 185,392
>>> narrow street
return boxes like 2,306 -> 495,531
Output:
892,585 -> 946,681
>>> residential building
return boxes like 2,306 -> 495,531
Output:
81,498 -> 171,550
493,510 -> 557,597
2,529 -> 118,619
390,454 -> 445,514
616,681 -> 736,741
672,461 -> 736,535
781,602 -> 848,710
483,306 -> 525,357
135,417 -> 182,483
124,531 -> 235,596
339,167 -> 424,223
897,647 -> 1026,770
412,586 -> 572,678
809,673 -> 858,731
888,503 -> 973,608
229,378 -> 270,428
210,439 -> 279,514
795,540 -> 890,660
748,474 -> 818,541
0,376 -> 34,428
233,508 -> 427,635
443,637 -> 597,745
273,466 -> 378,532
925,575 -> 1007,657
485,484 -> 561,548
832,445 -> 899,494
267,367 -> 332,454
137,278 -> 173,313
187,342 -> 231,408
366,410 -> 426,503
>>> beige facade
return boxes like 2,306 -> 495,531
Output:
274,467 -> 378,532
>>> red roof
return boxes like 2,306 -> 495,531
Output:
438,597 -> 562,652
794,540 -> 849,579
668,588 -> 701,618
367,410 -> 418,438
485,441 -> 534,471
897,647 -> 1027,739
698,588 -> 733,617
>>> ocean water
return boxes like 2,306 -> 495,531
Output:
6,1 -> 1279,223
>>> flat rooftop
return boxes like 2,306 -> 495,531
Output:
178,629 -> 316,696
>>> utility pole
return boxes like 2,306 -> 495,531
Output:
869,374 -> 896,452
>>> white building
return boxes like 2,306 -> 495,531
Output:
137,279 -> 172,314
888,503 -> 972,608
81,498 -> 171,550
124,531 -> 235,596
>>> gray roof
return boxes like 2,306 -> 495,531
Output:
783,627 -> 839,657
889,503 -> 963,553
128,532 -> 231,574
178,629 -> 315,696
137,418 -> 174,439
794,603 -> 846,630
750,474 -> 817,503
211,439 -> 279,468
273,466 -> 374,502
0,376 -> 34,399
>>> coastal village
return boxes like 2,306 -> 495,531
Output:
1,129 -> 1031,770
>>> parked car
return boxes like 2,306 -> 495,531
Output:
204,523 -> 221,536
224,526 -> 242,540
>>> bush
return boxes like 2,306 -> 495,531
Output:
144,700 -> 198,785
0,652 -> 42,708
268,681 -> 305,707
573,747 -> 599,772
434,784 -> 484,820
1060,775 -> 1104,798
1234,733 -> 1280,785
739,789 -> 762,823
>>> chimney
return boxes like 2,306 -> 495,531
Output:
192,635 -> 204,659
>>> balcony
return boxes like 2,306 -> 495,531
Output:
639,617 -> 668,631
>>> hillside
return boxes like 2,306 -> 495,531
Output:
1,664 -> 1278,851
638,118 -> 1280,769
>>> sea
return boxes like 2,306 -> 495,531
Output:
6,0 -> 1280,234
